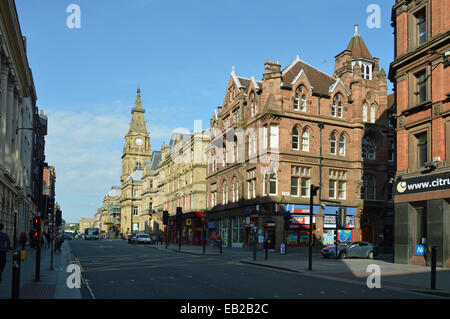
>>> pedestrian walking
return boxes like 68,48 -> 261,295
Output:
56,233 -> 64,253
42,232 -> 47,248
19,232 -> 27,250
45,232 -> 51,248
0,223 -> 11,282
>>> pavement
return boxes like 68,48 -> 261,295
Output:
150,242 -> 450,298
0,240 -> 81,299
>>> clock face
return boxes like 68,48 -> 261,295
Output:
135,138 -> 143,146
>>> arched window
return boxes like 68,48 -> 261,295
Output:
232,177 -> 239,203
370,104 -> 376,123
292,127 -> 299,150
332,101 -> 337,117
362,136 -> 376,160
301,95 -> 307,112
302,129 -> 310,152
339,134 -> 346,156
337,102 -> 343,118
222,181 -> 228,205
330,133 -> 337,155
363,103 -> 368,122
294,93 -> 300,111
250,93 -> 257,117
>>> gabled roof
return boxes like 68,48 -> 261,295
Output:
282,58 -> 336,96
329,78 -> 350,96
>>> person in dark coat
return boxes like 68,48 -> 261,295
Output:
19,232 -> 27,250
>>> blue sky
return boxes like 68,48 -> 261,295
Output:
15,0 -> 395,223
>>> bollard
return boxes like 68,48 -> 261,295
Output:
431,246 -> 437,290
253,230 -> 257,261
11,251 -> 21,299
265,243 -> 268,260
219,239 -> 222,255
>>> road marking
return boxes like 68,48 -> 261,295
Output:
84,279 -> 96,299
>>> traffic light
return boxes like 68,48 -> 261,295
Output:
284,212 -> 292,230
163,210 -> 169,225
46,198 -> 55,220
176,207 -> 182,229
55,209 -> 62,227
337,207 -> 347,229
33,216 -> 40,229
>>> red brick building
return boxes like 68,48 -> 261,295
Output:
206,26 -> 395,251
389,0 -> 450,267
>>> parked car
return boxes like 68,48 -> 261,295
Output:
134,234 -> 152,244
321,241 -> 378,259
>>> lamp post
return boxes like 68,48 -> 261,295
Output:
309,184 -> 320,271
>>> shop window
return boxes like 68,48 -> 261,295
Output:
415,207 -> 427,247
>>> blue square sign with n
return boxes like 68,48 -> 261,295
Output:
416,245 -> 426,256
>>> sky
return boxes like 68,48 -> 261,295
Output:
15,0 -> 395,223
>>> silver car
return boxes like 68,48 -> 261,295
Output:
321,241 -> 378,259
134,234 -> 152,244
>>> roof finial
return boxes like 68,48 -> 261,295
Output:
354,24 -> 359,35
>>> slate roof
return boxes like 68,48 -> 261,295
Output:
281,59 -> 336,96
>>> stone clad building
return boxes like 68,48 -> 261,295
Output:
389,0 -> 450,267
0,0 -> 48,243
206,26 -> 395,250
152,131 -> 210,245
120,89 -> 152,235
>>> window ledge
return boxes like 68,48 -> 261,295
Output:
401,100 -> 432,116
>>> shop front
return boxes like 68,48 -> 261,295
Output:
284,204 -> 356,247
283,204 -> 318,247
394,170 -> 450,268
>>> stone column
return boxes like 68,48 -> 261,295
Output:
0,59 -> 8,166
5,74 -> 15,173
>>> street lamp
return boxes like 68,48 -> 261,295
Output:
309,184 -> 320,271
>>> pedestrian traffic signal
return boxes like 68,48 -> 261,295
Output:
284,212 -> 292,230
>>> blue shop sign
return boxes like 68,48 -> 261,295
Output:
416,245 -> 426,256
207,221 -> 216,229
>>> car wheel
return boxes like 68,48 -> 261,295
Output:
368,251 -> 374,259
339,251 -> 346,259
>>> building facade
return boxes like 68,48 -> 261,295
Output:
120,89 -> 152,235
0,0 -> 48,245
389,0 -> 450,267
154,131 -> 210,245
206,27 -> 395,251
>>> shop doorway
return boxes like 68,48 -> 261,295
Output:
360,225 -> 373,243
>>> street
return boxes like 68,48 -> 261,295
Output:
70,239 -> 438,299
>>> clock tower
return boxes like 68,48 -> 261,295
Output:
121,88 -> 152,182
